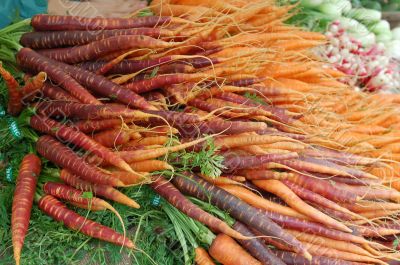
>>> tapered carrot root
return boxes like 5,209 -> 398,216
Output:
36,135 -> 123,187
20,72 -> 46,102
150,176 -> 247,240
92,129 -> 131,148
38,195 -> 134,248
0,63 -> 22,116
42,82 -> 79,102
233,221 -> 286,265
128,160 -> 173,172
35,101 -> 150,120
73,118 -> 132,133
218,184 -> 309,220
12,154 -> 42,265
253,179 -> 351,232
118,136 -> 209,162
21,28 -> 172,49
282,180 -> 357,217
271,250 -> 364,265
209,234 -> 261,265
214,134 -> 297,150
38,35 -> 176,64
222,152 -> 298,172
16,48 -> 100,105
110,170 -> 149,185
60,169 -> 139,208
30,115 -> 133,173
195,247 -> 215,265
43,182 -> 126,237
172,173 -> 312,260
31,14 -> 175,31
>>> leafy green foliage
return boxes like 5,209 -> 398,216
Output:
167,137 -> 226,178
243,92 -> 268,106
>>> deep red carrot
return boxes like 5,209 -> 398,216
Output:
232,221 -> 286,265
144,109 -> 202,126
271,250 -> 364,265
302,147 -> 377,166
41,82 -> 79,102
150,176 -> 247,239
214,92 -> 291,123
153,63 -> 195,74
34,101 -> 151,120
209,234 -> 262,265
37,35 -> 175,64
31,14 -> 175,31
92,129 -> 131,148
176,120 -> 268,137
38,195 -> 134,248
282,180 -> 356,216
16,48 -> 100,105
60,169 -> 139,208
43,182 -> 126,234
262,210 -> 370,245
172,173 -> 311,260
36,135 -> 123,187
20,72 -> 46,102
45,53 -> 156,110
123,74 -> 189,94
222,152 -> 298,172
30,115 -> 133,172
227,77 -> 265,87
12,154 -> 41,265
79,56 -> 186,74
333,182 -> 400,202
73,118 -> 133,133
253,179 -> 351,232
20,28 -> 173,49
290,174 -> 361,203
0,63 -> 22,116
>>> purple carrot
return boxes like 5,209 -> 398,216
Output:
226,77 -> 265,87
31,14 -> 174,31
172,173 -> 312,260
222,152 -> 299,172
37,35 -> 174,64
20,28 -> 173,49
42,82 -> 79,102
232,221 -> 286,265
36,135 -> 123,187
16,48 -> 100,105
271,250 -> 364,265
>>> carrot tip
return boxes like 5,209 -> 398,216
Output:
303,251 -> 312,262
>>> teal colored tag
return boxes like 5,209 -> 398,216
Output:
152,195 -> 161,206
7,117 -> 22,139
0,105 -> 5,117
5,165 -> 13,182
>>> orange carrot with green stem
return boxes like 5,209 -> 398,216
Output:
20,71 -> 46,102
60,169 -> 139,208
0,62 -> 22,116
38,195 -> 134,249
12,154 -> 42,265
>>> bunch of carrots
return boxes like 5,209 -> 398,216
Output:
3,0 -> 400,264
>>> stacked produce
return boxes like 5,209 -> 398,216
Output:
2,0 -> 400,264
290,0 -> 400,92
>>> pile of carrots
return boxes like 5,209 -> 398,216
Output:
4,0 -> 400,264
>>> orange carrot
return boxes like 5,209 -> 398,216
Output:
218,184 -> 308,220
209,234 -> 261,265
195,247 -> 215,265
12,154 -> 42,265
253,180 -> 351,232
0,63 -> 22,116
20,72 -> 46,102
